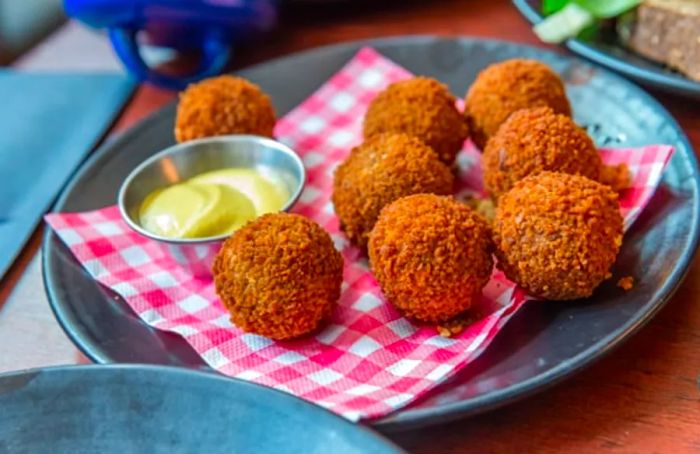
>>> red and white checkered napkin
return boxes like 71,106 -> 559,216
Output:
45,47 -> 673,421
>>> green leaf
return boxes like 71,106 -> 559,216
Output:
577,21 -> 600,41
534,3 -> 595,43
573,0 -> 641,18
543,0 -> 571,15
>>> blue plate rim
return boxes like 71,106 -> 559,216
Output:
0,363 -> 405,453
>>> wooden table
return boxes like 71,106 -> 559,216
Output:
2,1 -> 699,452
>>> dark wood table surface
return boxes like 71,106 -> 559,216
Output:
2,1 -> 699,452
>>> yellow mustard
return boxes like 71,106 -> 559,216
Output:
139,168 -> 290,239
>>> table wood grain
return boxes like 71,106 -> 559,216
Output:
1,1 -> 699,452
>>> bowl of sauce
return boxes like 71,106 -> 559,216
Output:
118,135 -> 305,277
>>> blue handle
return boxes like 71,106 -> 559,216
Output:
109,28 -> 230,90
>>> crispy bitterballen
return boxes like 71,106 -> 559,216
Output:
465,59 -> 571,149
483,107 -> 602,199
175,75 -> 276,143
363,77 -> 469,164
332,133 -> 454,250
369,194 -> 493,323
213,213 -> 343,340
493,172 -> 623,300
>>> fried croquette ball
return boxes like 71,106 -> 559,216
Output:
465,59 -> 571,149
483,107 -> 601,199
600,162 -> 632,192
493,172 -> 623,300
175,75 -> 276,143
363,77 -> 469,164
368,194 -> 493,323
212,213 -> 343,340
332,133 -> 454,250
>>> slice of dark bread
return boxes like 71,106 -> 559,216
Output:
628,0 -> 700,81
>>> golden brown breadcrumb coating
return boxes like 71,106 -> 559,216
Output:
600,163 -> 632,192
332,133 -> 454,250
363,77 -> 469,164
368,194 -> 493,323
212,213 -> 343,340
483,107 -> 601,199
465,59 -> 571,149
175,75 -> 276,143
493,172 -> 623,300
617,276 -> 634,291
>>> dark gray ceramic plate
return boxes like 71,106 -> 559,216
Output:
43,36 -> 700,431
512,0 -> 700,98
0,365 -> 403,453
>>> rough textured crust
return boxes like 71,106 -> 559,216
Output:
600,163 -> 632,193
464,59 -> 571,150
213,213 -> 343,340
493,172 -> 623,300
175,75 -> 276,143
363,77 -> 469,164
332,133 -> 454,250
617,276 -> 635,291
628,0 -> 700,82
483,107 -> 601,199
368,194 -> 493,323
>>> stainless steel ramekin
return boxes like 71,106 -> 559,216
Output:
117,135 -> 306,277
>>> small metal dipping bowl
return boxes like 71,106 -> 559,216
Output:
118,135 -> 306,277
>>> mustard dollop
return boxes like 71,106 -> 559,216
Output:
139,168 -> 290,239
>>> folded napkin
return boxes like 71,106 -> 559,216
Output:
46,48 -> 673,421
0,72 -> 134,279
